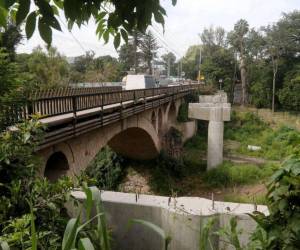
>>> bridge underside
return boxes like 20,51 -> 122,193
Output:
108,127 -> 159,160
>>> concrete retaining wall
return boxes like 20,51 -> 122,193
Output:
70,191 -> 269,250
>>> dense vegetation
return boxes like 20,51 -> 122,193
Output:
225,111 -> 300,160
181,11 -> 300,111
0,1 -> 300,249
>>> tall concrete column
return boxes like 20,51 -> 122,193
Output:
207,120 -> 224,169
188,91 -> 231,170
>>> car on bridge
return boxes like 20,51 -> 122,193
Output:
123,74 -> 159,90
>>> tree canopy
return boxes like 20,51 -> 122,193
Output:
0,0 -> 177,48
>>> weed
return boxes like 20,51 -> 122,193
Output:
223,193 -> 267,205
203,161 -> 278,188
85,146 -> 124,190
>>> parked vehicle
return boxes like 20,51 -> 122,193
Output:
123,74 -> 158,90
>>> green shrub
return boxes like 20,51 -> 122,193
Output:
224,111 -> 269,141
250,157 -> 300,249
203,162 -> 278,188
85,146 -> 124,190
0,119 -> 73,249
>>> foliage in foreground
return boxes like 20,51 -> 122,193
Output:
200,157 -> 300,250
0,0 -> 176,47
0,119 -> 73,249
1,185 -> 172,250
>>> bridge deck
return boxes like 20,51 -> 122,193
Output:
39,94 -> 163,126
2,84 -> 212,150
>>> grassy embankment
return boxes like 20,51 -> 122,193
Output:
118,111 -> 300,204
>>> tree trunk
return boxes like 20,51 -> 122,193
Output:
272,56 -> 278,113
240,57 -> 247,106
148,59 -> 152,75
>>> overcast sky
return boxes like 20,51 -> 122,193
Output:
16,0 -> 300,59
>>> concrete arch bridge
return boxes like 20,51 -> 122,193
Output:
9,84 -> 209,180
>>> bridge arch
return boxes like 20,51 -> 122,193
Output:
44,151 -> 69,181
151,110 -> 157,131
108,126 -> 159,160
157,108 -> 163,134
168,101 -> 177,123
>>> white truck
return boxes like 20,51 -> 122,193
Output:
123,74 -> 158,90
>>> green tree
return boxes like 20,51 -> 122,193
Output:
139,31 -> 159,75
25,46 -> 70,88
228,19 -> 249,105
278,64 -> 300,111
181,45 -> 201,80
0,0 -> 176,47
0,22 -> 22,61
0,49 -> 19,96
161,52 -> 176,77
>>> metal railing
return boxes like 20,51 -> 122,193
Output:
0,84 -> 210,132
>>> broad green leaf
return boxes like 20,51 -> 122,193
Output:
49,16 -> 61,31
38,18 -> 52,45
78,238 -> 95,250
0,241 -> 10,250
25,11 -> 36,39
129,219 -> 172,250
36,0 -> 53,17
120,29 -> 128,43
16,0 -> 30,25
103,29 -> 110,44
52,5 -> 59,15
29,202 -> 37,250
83,185 -> 93,221
62,218 -> 79,250
96,11 -> 107,21
0,6 -> 7,27
154,11 -> 165,28
114,33 -> 121,49
53,0 -> 63,9
172,0 -> 177,6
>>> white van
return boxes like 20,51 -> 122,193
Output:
123,74 -> 158,90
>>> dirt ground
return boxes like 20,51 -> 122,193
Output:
118,166 -> 267,203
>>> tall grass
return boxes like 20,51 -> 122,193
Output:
203,161 -> 278,188
224,111 -> 300,160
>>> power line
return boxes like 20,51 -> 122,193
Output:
152,23 -> 185,57
149,26 -> 181,58
57,16 -> 87,54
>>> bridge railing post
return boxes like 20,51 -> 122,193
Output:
72,96 -> 77,126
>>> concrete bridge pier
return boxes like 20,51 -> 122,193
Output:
188,91 -> 231,170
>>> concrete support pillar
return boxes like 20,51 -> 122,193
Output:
188,91 -> 231,170
207,120 -> 224,169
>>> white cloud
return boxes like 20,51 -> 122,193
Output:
16,0 -> 300,58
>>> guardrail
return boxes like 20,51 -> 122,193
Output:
0,84 -> 211,131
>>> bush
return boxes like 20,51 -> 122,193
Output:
278,64 -> 300,111
224,111 -> 269,141
203,161 -> 278,188
250,157 -> 300,249
85,146 -> 124,190
0,119 -> 73,249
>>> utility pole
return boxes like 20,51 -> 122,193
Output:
180,60 -> 182,83
167,56 -> 171,79
177,63 -> 180,83
198,46 -> 202,84
133,30 -> 138,74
